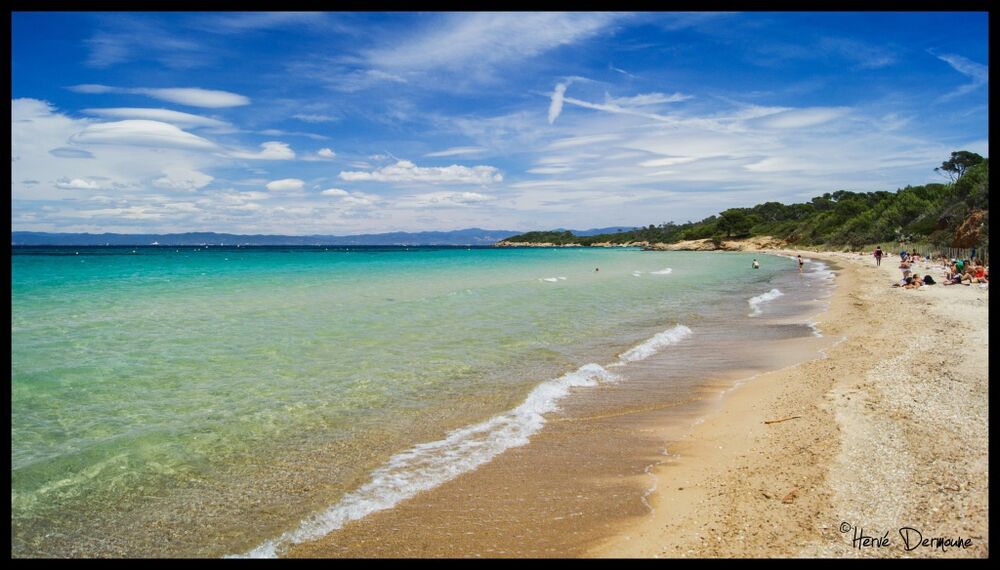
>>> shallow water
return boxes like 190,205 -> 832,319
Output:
11,246 -> 831,557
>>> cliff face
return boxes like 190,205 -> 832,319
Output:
952,210 -> 987,248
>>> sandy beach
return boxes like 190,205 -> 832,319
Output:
592,249 -> 989,558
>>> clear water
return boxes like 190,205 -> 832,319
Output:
11,246 -> 827,557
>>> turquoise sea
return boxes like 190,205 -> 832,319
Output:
11,246 -> 833,557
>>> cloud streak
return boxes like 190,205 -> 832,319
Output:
69,85 -> 251,108
936,53 -> 988,100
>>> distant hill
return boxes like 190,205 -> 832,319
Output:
11,229 -> 522,246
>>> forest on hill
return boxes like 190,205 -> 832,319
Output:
504,151 -> 989,251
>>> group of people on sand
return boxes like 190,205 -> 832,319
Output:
942,257 -> 989,287
880,245 -> 989,289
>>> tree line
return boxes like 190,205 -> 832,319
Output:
504,152 -> 988,250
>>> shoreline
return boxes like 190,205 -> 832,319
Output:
273,251 -> 841,558
591,249 -> 988,557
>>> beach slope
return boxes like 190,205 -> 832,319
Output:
592,250 -> 988,558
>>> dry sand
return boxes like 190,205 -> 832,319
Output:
591,250 -> 989,558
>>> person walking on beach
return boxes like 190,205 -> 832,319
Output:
874,246 -> 883,266
797,255 -> 804,272
752,258 -> 760,269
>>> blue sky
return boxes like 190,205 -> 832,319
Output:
11,12 -> 989,234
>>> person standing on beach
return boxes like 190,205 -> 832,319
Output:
797,255 -> 804,272
874,246 -> 883,266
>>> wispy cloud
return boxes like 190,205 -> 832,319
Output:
818,37 -> 897,69
82,108 -> 230,128
397,191 -> 493,208
750,107 -> 851,129
424,146 -> 487,158
548,82 -> 569,124
292,113 -> 339,123
365,13 -> 624,85
69,85 -> 250,108
605,92 -> 692,106
339,160 -> 503,185
69,120 -> 218,150
936,53 -> 988,100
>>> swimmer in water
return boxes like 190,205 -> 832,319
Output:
752,259 -> 760,269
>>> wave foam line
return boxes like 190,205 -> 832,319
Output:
748,288 -> 784,316
236,363 -> 618,558
619,324 -> 693,363
650,268 -> 673,275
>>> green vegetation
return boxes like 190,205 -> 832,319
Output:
503,152 -> 988,251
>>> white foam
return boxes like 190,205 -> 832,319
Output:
748,288 -> 784,316
632,271 -> 642,277
540,277 -> 559,283
619,325 -> 693,363
236,363 -> 619,558
649,268 -> 673,275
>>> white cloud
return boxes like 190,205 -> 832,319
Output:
339,160 -> 503,185
69,120 -> 218,150
83,108 -> 230,128
320,188 -> 349,196
68,84 -> 250,107
152,167 -> 214,192
55,178 -> 101,190
229,141 -> 296,160
549,82 -> 569,124
12,98 -> 220,201
317,148 -> 336,158
265,178 -> 305,191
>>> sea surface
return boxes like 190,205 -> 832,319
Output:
10,246 -> 833,557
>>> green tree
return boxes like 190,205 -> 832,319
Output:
717,209 -> 753,238
935,151 -> 985,183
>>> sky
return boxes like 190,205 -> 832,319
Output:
10,11 -> 990,234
